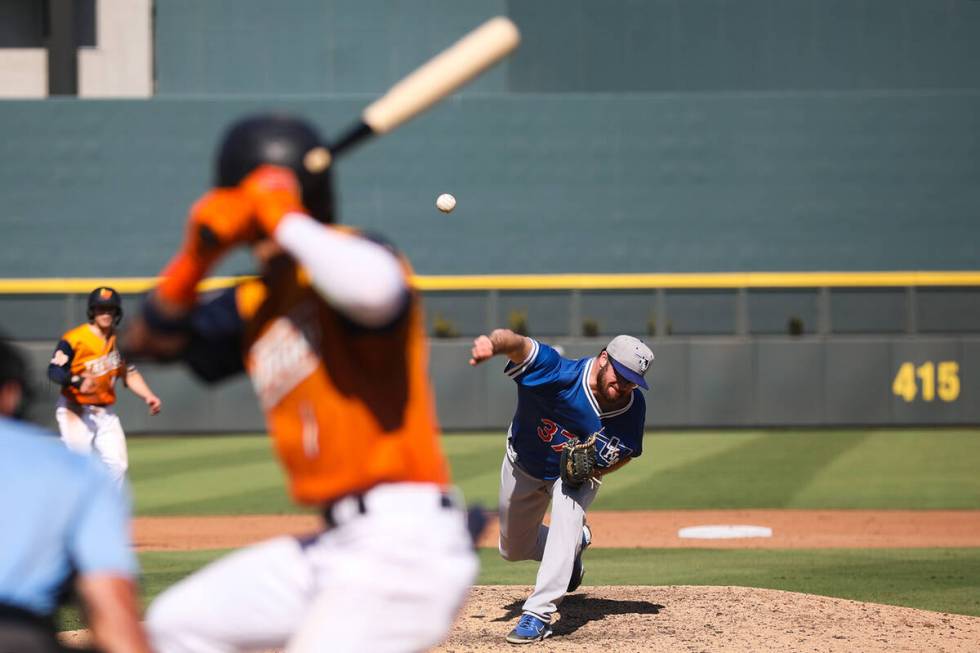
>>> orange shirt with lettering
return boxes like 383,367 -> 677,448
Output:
235,249 -> 449,506
58,324 -> 126,405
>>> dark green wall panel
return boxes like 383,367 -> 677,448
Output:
154,0 -> 509,95
13,336 -> 980,431
1,93 -> 978,276
755,340 -> 824,424
507,0 -> 980,92
155,0 -> 980,95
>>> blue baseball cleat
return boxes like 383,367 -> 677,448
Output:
567,522 -> 592,592
506,612 -> 552,644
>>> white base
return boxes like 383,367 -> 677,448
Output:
678,525 -> 773,539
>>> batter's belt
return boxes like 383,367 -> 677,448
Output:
321,483 -> 459,529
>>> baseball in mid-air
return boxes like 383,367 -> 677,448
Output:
436,193 -> 457,213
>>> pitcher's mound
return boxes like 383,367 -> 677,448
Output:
434,585 -> 980,652
60,585 -> 980,652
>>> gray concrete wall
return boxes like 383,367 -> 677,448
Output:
14,336 -> 979,432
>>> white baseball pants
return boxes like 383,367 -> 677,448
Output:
146,483 -> 479,653
497,450 -> 597,621
55,397 -> 128,488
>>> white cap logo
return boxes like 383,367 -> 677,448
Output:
636,354 -> 650,372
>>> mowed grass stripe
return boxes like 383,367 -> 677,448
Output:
133,460 -> 291,515
598,430 -> 871,510
125,430 -> 980,515
791,430 -> 980,509
561,431 -> 760,508
129,435 -> 274,482
138,484 -> 300,516
438,435 -> 501,484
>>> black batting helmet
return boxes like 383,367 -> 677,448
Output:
87,286 -> 123,325
215,114 -> 335,224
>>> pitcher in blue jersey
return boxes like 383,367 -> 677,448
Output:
469,330 -> 653,644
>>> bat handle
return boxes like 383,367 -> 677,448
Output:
329,121 -> 374,159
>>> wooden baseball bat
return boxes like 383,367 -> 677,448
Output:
327,16 -> 520,159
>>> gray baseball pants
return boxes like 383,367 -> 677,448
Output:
497,448 -> 598,620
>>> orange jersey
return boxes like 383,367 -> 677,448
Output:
56,324 -> 127,405
234,252 -> 449,506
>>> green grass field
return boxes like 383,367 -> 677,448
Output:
129,429 -> 980,514
58,429 -> 980,629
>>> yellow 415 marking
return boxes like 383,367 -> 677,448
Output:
892,361 -> 960,402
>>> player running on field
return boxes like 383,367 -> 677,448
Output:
47,287 -> 161,488
469,330 -> 653,644
121,114 -> 478,653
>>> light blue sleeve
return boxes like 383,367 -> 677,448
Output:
69,464 -> 139,577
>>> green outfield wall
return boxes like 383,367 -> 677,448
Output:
3,0 -> 979,429
153,0 -> 980,95
154,0 -> 510,96
2,0 -> 978,276
1,92 -> 978,277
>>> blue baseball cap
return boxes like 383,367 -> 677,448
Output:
605,335 -> 654,390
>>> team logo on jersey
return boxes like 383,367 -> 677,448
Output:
593,428 -> 635,467
535,419 -> 635,464
248,304 -> 321,409
84,350 -> 122,376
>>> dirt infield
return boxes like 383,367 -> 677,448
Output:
134,509 -> 980,551
68,510 -> 975,652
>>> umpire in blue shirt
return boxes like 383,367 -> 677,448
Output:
0,338 -> 151,653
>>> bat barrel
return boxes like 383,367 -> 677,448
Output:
361,16 -> 520,135
325,16 -> 520,165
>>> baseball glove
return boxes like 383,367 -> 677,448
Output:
560,434 -> 598,489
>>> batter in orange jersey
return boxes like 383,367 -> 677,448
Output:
48,287 -> 162,488
236,259 -> 448,504
122,114 -> 478,653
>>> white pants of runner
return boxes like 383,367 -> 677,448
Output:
146,482 -> 479,653
498,449 -> 598,621
55,397 -> 128,489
